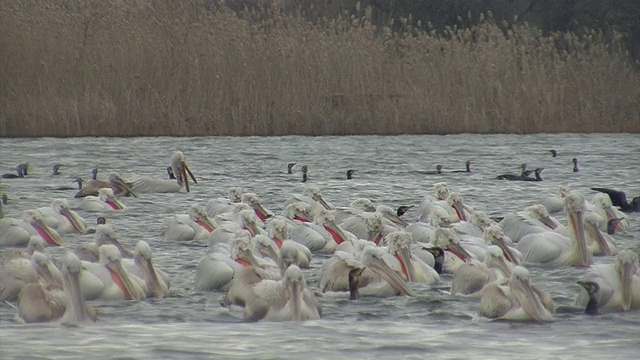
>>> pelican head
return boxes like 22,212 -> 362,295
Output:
361,247 -> 413,296
97,188 -> 126,210
61,252 -> 95,322
22,210 -> 62,246
282,265 -> 308,321
591,193 -> 620,224
483,225 -> 520,265
351,198 -> 376,212
27,236 -> 46,255
228,187 -> 243,203
108,172 -> 138,198
614,250 -> 639,311
238,209 -> 263,238
303,185 -> 331,210
31,251 -> 63,288
385,231 -> 415,282
509,266 -> 554,322
314,210 -> 348,245
241,192 -> 272,222
98,244 -> 145,300
429,207 -> 452,228
446,192 -> 467,221
376,205 -> 408,228
278,240 -> 301,275
485,245 -> 513,279
95,224 -> 133,258
564,192 -> 590,267
469,211 -> 495,231
524,204 -> 556,229
364,212 -> 385,245
583,213 -> 613,256
231,232 -> 258,266
170,151 -> 197,192
557,185 -> 571,197
266,217 -> 291,248
134,240 -> 169,298
50,199 -> 87,233
252,234 -> 280,263
282,202 -> 312,222
189,205 -> 216,232
432,227 -> 472,261
433,182 -> 449,201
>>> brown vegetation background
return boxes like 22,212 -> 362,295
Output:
1,0 -> 639,137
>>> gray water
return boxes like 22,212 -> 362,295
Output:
0,134 -> 639,359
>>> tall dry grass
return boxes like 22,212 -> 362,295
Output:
0,0 -> 638,137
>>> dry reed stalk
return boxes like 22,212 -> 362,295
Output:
0,0 -> 638,137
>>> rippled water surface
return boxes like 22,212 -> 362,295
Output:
0,134 -> 639,359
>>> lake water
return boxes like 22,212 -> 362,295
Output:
0,134 -> 639,359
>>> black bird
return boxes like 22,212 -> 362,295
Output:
550,149 -> 557,157
348,267 -> 365,300
85,216 -> 107,234
287,163 -> 296,174
167,166 -> 176,179
591,187 -> 640,213
396,205 -> 413,217
424,247 -> 445,275
19,163 -> 29,176
496,168 -> 544,182
1,194 -> 8,205
1,164 -> 27,179
301,165 -> 308,183
52,164 -> 61,175
607,218 -> 625,235
420,164 -> 442,175
346,169 -> 357,179
50,178 -> 84,191
450,160 -> 472,173
577,280 -> 600,315
496,163 -> 530,180
572,157 -> 580,172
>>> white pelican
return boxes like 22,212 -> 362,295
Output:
205,187 -> 244,217
450,245 -> 513,297
79,244 -> 147,301
483,225 -> 522,265
331,198 -> 377,223
241,192 -> 273,222
79,188 -> 126,211
516,192 -> 592,267
0,250 -> 62,302
417,182 -> 451,222
265,218 -> 311,267
318,246 -> 413,298
16,252 -> 97,323
124,241 -> 170,298
582,213 -> 617,256
164,205 -> 217,244
194,231 -> 259,291
283,184 -> 333,218
479,266 -> 554,322
127,151 -> 197,193
384,231 -> 440,284
375,205 -> 409,229
589,192 -> 629,233
451,211 -> 497,238
0,210 -> 62,247
540,185 -> 571,214
35,199 -> 87,235
499,204 -> 560,243
75,224 -> 133,263
429,227 -> 474,274
575,250 -> 640,312
281,201 -> 314,223
243,265 -> 322,322
252,234 -> 280,265
339,212 -> 393,245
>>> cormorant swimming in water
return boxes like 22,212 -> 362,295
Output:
287,163 -> 296,174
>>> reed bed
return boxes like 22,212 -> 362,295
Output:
1,0 -> 638,137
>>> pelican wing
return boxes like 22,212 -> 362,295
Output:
451,262 -> 492,295
480,283 -> 513,318
515,233 -> 568,264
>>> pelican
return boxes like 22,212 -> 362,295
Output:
35,199 -> 87,235
450,245 -> 514,297
206,187 -> 244,217
416,182 -> 450,222
127,151 -> 197,193
331,198 -> 377,224
79,244 -> 147,301
164,205 -> 217,244
429,227 -> 474,274
243,265 -> 322,322
0,210 -> 62,247
499,204 -> 560,243
479,266 -> 554,322
339,212 -> 394,245
483,225 -> 522,265
124,241 -> 170,298
575,250 -> 640,312
265,218 -> 311,267
582,213 -> 617,256
74,224 -> 133,263
194,231 -> 259,291
0,250 -> 61,302
283,185 -> 333,218
16,252 -> 97,323
80,188 -> 126,211
319,246 -> 413,298
589,192 -> 630,232
450,211 -> 497,238
516,192 -> 592,267
74,170 -> 136,198
540,185 -> 572,214
384,231 -> 440,284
